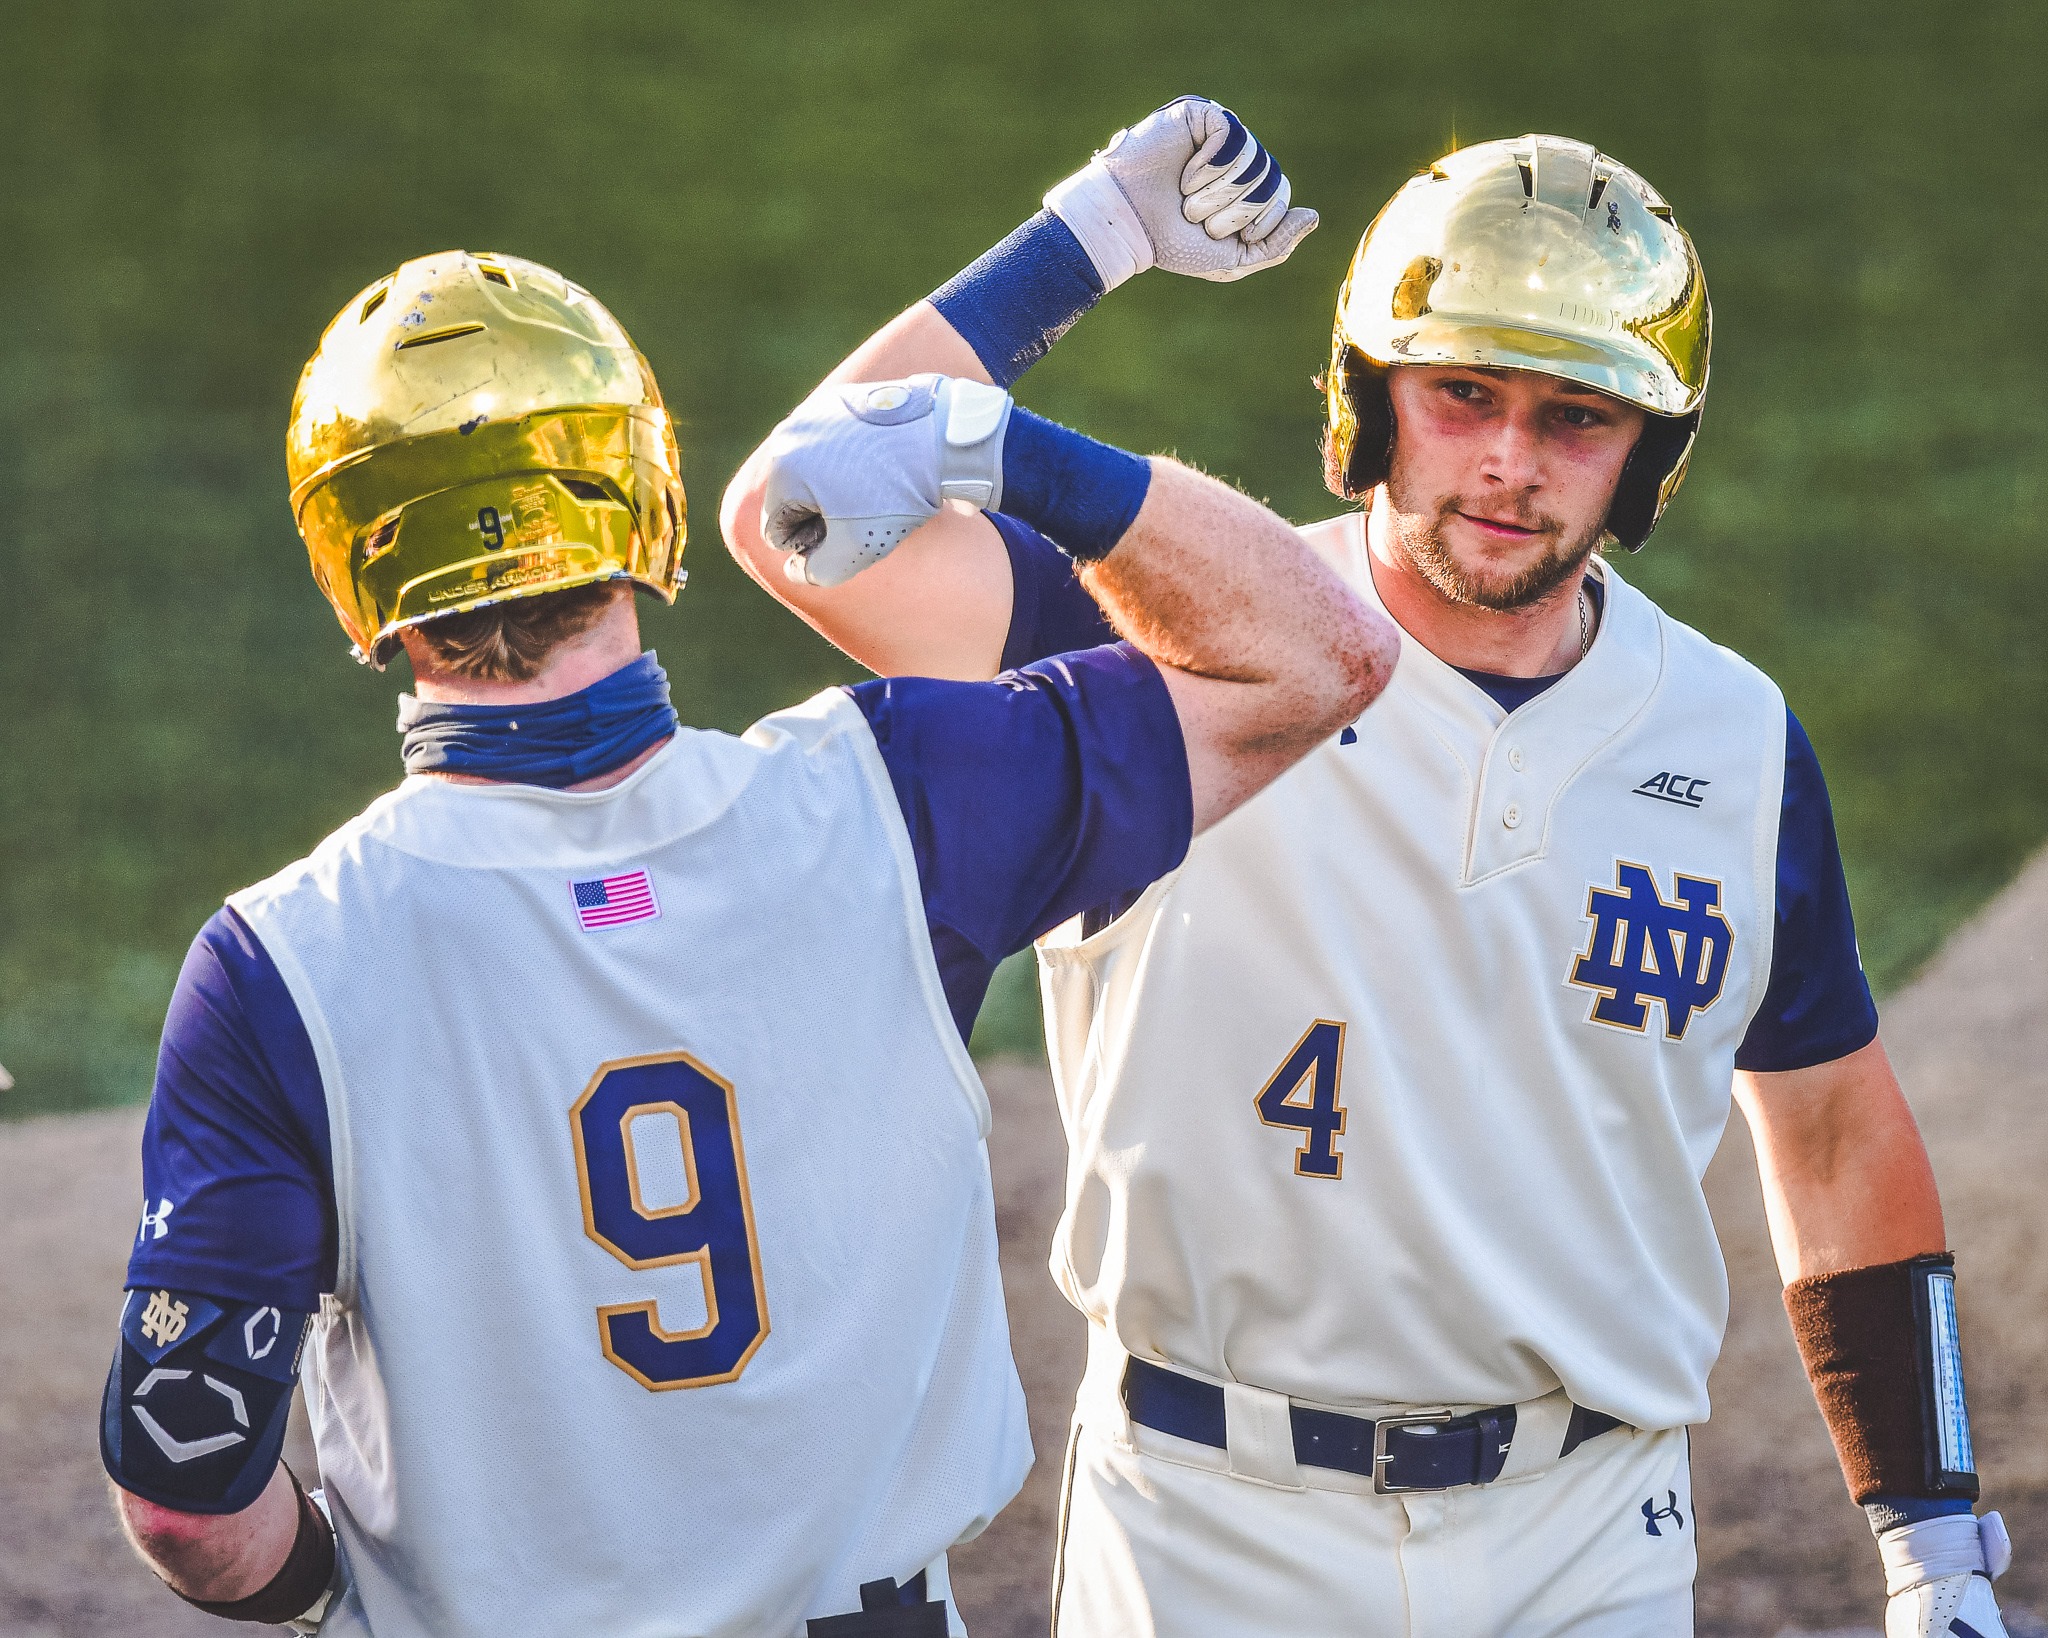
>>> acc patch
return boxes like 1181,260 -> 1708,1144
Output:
1568,860 -> 1733,1040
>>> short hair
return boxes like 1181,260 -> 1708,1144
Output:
410,581 -> 625,683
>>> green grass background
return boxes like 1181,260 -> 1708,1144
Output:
2,2 -> 2042,1116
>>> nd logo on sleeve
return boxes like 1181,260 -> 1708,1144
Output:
1568,861 -> 1733,1040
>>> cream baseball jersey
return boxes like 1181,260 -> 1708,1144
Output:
229,692 -> 1028,1636
113,642 -> 1199,1638
1038,514 -> 1796,1431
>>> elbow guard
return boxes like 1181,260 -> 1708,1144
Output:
1784,1252 -> 1978,1505
101,1286 -> 311,1514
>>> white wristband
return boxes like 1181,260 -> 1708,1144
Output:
1045,161 -> 1153,292
1878,1512 -> 2004,1597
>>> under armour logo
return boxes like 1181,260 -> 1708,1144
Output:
1569,861 -> 1733,1040
1642,1491 -> 1686,1536
139,1290 -> 190,1348
138,1197 -> 174,1242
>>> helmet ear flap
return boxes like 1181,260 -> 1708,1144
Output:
1604,407 -> 1701,551
1323,345 -> 1394,503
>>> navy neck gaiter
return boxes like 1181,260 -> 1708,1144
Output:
397,652 -> 680,789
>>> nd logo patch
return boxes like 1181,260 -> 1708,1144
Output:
1569,861 -> 1734,1040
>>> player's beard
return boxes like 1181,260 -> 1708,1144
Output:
1384,472 -> 1606,613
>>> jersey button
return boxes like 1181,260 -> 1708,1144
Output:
1507,746 -> 1525,771
1502,803 -> 1523,829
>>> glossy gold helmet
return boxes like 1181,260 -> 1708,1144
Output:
1324,134 -> 1710,549
287,251 -> 685,665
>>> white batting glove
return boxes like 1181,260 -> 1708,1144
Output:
1045,97 -> 1318,289
759,375 -> 1013,588
1881,1512 -> 2012,1637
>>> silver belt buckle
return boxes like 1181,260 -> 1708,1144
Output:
1371,1410 -> 1456,1494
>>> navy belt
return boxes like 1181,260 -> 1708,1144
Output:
806,1573 -> 943,1637
1121,1358 -> 1622,1494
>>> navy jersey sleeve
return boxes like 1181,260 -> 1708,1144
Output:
992,512 -> 1116,672
849,642 -> 1192,1039
1735,709 -> 1882,1073
128,907 -> 336,1309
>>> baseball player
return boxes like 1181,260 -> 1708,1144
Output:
98,249 -> 1393,1636
723,101 -> 2015,1635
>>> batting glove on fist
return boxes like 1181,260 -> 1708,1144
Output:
1881,1512 -> 2013,1637
759,375 -> 1012,588
1045,96 -> 1318,289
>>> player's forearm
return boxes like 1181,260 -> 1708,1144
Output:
718,246 -> 1085,676
1097,460 -> 1365,687
747,379 -> 1395,829
1742,1044 -> 2011,1628
1103,460 -> 1397,829
719,308 -> 1011,678
116,1463 -> 299,1601
719,203 -> 1103,657
725,305 -> 991,571
720,459 -> 1013,680
725,99 -> 1316,679
831,299 -> 993,391
1735,1038 -> 1945,1283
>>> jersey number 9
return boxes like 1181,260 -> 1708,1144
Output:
571,1052 -> 769,1389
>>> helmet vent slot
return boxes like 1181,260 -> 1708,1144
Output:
359,518 -> 400,565
1515,160 -> 1535,197
475,261 -> 515,289
396,322 -> 487,350
1586,175 -> 1609,213
559,477 -> 611,502
1646,202 -> 1674,220
359,283 -> 391,323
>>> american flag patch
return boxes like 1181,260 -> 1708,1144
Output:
570,869 -> 660,931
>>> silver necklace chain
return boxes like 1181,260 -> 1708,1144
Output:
1577,583 -> 1594,659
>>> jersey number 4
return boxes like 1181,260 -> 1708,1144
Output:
1254,1020 -> 1348,1179
570,1052 -> 769,1390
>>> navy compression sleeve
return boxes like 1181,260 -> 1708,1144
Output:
849,643 -> 1192,1038
130,908 -> 335,1310
992,513 -> 1117,673
1735,710 -> 1881,1072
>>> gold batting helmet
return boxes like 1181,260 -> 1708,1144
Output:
1324,134 -> 1710,549
286,251 -> 685,665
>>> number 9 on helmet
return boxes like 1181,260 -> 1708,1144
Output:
285,251 -> 686,666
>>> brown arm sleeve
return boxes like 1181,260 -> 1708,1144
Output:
1783,1253 -> 1978,1504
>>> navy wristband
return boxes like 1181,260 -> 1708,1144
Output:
1000,408 -> 1152,562
1864,1493 -> 1976,1537
930,212 -> 1105,389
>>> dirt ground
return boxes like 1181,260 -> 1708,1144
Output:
4,848 -> 2044,1638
